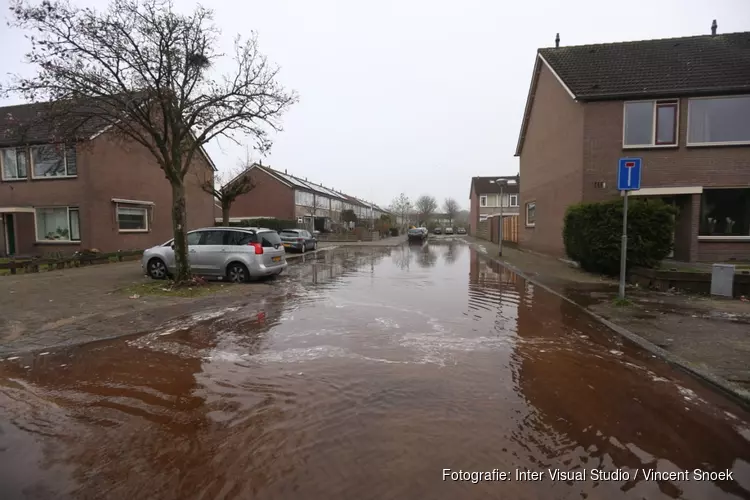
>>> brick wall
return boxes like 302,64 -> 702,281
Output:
86,132 -> 215,252
229,168 -> 295,220
475,220 -> 489,240
582,99 -> 750,201
519,62 -> 585,257
469,191 -> 479,236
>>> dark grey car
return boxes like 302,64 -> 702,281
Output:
279,229 -> 318,253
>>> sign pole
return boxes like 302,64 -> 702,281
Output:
619,190 -> 628,299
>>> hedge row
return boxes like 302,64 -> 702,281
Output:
220,219 -> 299,231
563,199 -> 677,276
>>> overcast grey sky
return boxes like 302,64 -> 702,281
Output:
1,0 -> 748,209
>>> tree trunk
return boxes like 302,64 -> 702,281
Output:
222,203 -> 230,227
171,180 -> 191,283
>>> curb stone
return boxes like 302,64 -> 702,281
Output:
467,240 -> 750,410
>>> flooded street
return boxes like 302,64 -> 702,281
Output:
1,241 -> 750,500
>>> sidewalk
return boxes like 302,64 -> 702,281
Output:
466,237 -> 750,402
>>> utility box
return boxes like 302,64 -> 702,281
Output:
710,264 -> 735,297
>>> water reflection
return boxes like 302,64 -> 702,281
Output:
0,246 -> 749,499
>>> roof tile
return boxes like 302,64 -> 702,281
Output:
539,31 -> 750,100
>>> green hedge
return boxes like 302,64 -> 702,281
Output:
563,199 -> 677,276
220,218 -> 299,231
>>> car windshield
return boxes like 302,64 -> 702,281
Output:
280,230 -> 300,236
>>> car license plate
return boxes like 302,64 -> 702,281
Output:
283,243 -> 291,247
272,256 -> 281,262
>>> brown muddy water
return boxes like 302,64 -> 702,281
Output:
1,241 -> 749,500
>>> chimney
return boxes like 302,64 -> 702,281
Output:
285,168 -> 287,174
711,19 -> 717,36
555,33 -> 560,48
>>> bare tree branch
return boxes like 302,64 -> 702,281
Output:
443,197 -> 459,226
415,195 -> 437,224
3,0 -> 297,282
199,160 -> 256,226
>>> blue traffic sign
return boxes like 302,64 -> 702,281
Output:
617,157 -> 642,191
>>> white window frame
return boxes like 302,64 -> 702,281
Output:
525,201 -> 536,227
479,195 -> 488,207
686,95 -> 750,147
622,99 -> 679,149
30,144 -> 77,179
0,147 -> 29,181
509,194 -> 519,207
115,203 -> 151,233
34,206 -> 81,243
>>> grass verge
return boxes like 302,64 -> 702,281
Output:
121,280 -> 228,298
613,297 -> 633,307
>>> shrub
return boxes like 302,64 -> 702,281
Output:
563,199 -> 677,276
222,218 -> 298,232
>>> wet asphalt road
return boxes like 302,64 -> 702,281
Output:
1,240 -> 749,500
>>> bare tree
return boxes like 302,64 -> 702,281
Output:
199,163 -> 256,227
443,197 -> 459,226
415,195 -> 438,225
4,0 -> 297,283
389,193 -> 412,229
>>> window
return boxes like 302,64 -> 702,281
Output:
226,230 -> 255,245
35,207 -> 80,242
201,230 -> 226,245
525,202 -> 536,227
117,206 -> 149,232
187,231 -> 203,245
623,100 -> 678,147
1,147 -> 28,180
699,188 -> 750,238
260,231 -> 282,247
480,195 -> 488,207
31,144 -> 77,178
509,194 -> 519,207
295,190 -> 314,207
688,96 -> 750,145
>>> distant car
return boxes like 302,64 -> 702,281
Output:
433,227 -> 442,235
142,227 -> 287,283
457,227 -> 467,235
445,227 -> 454,235
279,229 -> 318,253
408,227 -> 428,243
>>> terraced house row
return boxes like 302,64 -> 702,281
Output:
222,164 -> 391,231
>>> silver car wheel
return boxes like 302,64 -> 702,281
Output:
227,263 -> 248,283
148,258 -> 167,280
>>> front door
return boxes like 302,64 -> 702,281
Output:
4,214 -> 16,256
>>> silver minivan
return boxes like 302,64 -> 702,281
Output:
142,227 -> 287,282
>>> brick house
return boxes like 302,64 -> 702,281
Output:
516,28 -> 750,261
226,164 -> 370,230
0,101 -> 216,256
468,175 -> 520,237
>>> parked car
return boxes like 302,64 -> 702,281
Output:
433,227 -> 442,235
445,227 -> 454,235
408,227 -> 428,243
457,227 -> 467,235
279,229 -> 318,253
142,227 -> 287,283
